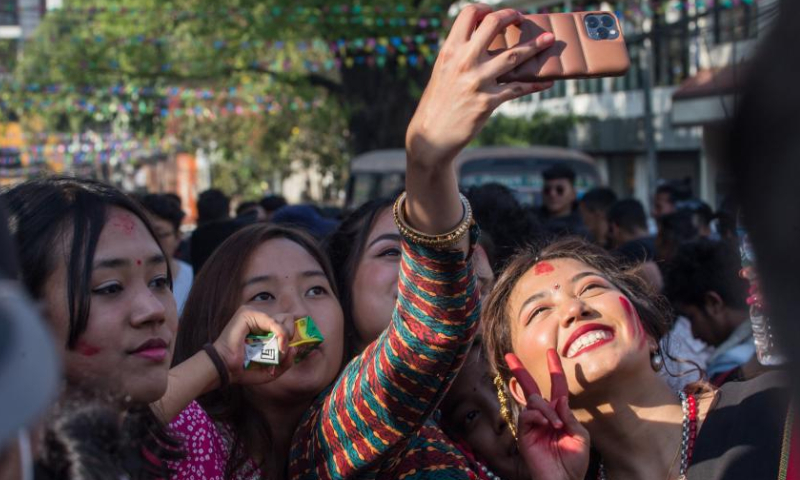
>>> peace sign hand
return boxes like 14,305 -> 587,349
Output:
505,349 -> 590,480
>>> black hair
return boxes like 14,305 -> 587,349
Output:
607,199 -> 648,233
235,201 -> 258,217
196,189 -> 230,224
542,164 -> 576,184
658,210 -> 698,244
580,187 -> 618,213
139,194 -> 185,233
35,389 -> 182,480
655,179 -> 692,204
464,183 -> 547,272
259,194 -> 287,213
324,197 -> 395,359
2,176 -> 171,349
664,238 -> 749,311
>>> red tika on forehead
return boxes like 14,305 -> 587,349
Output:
533,262 -> 555,276
110,214 -> 136,235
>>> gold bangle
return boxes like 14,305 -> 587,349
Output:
392,191 -> 473,249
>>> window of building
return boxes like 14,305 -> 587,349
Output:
652,14 -> 691,87
540,80 -> 567,99
575,76 -> 603,95
0,0 -> 18,26
713,3 -> 758,44
612,40 -> 643,92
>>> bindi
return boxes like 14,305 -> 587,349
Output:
136,259 -> 142,266
533,262 -> 555,276
76,340 -> 101,357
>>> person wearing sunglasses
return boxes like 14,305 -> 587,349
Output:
538,164 -> 588,238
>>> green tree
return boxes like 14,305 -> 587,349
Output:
5,0 -> 454,196
472,112 -> 588,148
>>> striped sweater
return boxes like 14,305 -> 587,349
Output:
289,233 -> 481,479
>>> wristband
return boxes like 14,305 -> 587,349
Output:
203,343 -> 230,390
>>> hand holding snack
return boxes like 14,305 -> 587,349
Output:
245,316 -> 324,368
213,306 -> 297,385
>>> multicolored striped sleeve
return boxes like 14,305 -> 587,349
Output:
289,229 -> 481,480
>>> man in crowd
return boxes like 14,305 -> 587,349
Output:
538,164 -> 587,237
651,179 -> 691,220
140,194 -> 193,315
578,187 -> 617,248
259,194 -> 288,222
665,239 -> 760,385
196,189 -> 230,226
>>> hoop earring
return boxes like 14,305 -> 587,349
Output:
650,350 -> 664,372
494,374 -> 518,439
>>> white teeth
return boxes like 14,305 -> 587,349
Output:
566,330 -> 612,358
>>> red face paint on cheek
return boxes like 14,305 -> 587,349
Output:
533,262 -> 555,276
619,296 -> 646,348
76,341 -> 101,356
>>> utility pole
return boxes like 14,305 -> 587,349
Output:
640,2 -> 659,211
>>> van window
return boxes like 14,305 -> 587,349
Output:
348,172 -> 405,209
459,158 -> 599,206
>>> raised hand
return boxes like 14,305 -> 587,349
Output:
404,4 -> 556,239
407,4 -> 555,168
505,349 -> 590,480
213,307 -> 297,386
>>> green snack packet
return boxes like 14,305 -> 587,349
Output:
244,333 -> 279,368
242,316 -> 325,368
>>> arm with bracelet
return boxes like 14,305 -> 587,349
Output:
288,4 -> 557,478
151,307 -> 296,423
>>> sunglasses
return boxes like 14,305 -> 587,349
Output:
544,185 -> 566,196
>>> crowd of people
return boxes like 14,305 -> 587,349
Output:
2,2 -> 800,480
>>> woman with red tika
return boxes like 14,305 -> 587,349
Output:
483,238 -> 795,480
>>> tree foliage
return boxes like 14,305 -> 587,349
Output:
3,0 -> 454,197
473,112 -> 588,148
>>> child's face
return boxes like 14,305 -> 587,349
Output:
441,346 -> 529,480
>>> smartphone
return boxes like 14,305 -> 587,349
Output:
495,11 -> 630,83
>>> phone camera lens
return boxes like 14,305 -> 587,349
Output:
601,15 -> 615,28
586,16 -> 599,28
597,27 -> 610,39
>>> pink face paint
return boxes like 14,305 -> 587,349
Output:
110,214 -> 136,235
76,341 -> 101,356
619,296 -> 647,348
533,262 -> 555,276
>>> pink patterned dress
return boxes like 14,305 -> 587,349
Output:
169,401 -> 262,479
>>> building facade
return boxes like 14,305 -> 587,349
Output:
496,0 -> 775,208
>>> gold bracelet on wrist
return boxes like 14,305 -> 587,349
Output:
392,191 -> 474,249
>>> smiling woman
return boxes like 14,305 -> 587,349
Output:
483,237 -> 792,480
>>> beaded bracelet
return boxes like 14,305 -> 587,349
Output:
392,191 -> 474,249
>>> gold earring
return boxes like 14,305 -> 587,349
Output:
494,374 -> 518,439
